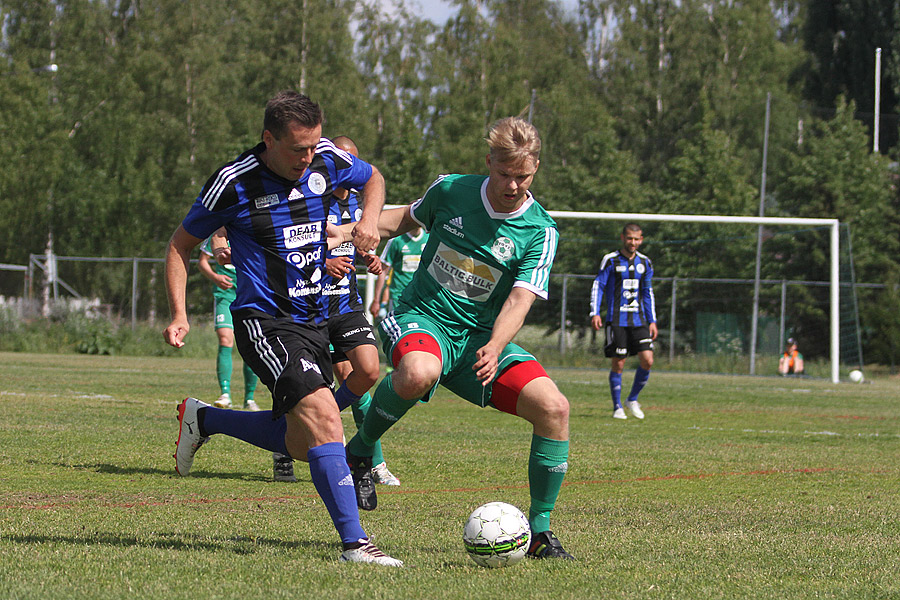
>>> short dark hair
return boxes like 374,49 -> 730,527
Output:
263,91 -> 324,140
622,223 -> 642,236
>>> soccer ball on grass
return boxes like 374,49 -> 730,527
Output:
463,501 -> 531,568
849,369 -> 864,383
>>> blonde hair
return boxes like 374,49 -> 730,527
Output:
486,117 -> 541,165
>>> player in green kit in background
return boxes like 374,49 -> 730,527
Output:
340,117 -> 575,560
369,227 -> 428,319
197,229 -> 259,411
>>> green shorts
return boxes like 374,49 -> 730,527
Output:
214,295 -> 234,330
378,309 -> 536,408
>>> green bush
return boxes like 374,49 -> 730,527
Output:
0,311 -> 218,358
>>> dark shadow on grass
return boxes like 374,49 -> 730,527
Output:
43,461 -> 310,483
2,532 -> 331,556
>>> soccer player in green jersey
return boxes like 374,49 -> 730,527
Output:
197,228 -> 259,411
342,117 -> 575,560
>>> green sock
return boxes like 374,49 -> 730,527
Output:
346,375 -> 416,458
216,345 -> 232,394
351,392 -> 385,465
528,434 -> 569,534
243,363 -> 258,402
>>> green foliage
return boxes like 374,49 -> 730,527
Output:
1,0 -> 898,366
776,98 -> 900,360
804,0 -> 899,149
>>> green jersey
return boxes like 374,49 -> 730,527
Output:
381,230 -> 429,300
201,237 -> 237,303
399,174 -> 558,333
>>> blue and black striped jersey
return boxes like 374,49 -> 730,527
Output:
181,139 -> 373,324
590,250 -> 657,327
319,190 -> 364,319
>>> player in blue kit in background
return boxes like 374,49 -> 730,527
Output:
164,91 -> 402,566
590,223 -> 657,420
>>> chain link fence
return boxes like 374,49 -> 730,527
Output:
1,253 -> 893,374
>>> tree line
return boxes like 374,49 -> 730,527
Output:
1,0 -> 898,365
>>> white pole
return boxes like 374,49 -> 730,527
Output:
364,270 -> 376,324
546,211 -> 838,227
874,48 -> 882,153
750,93 -> 772,375
830,222 -> 840,383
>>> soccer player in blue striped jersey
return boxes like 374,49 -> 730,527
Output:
164,91 -> 401,566
590,223 -> 657,420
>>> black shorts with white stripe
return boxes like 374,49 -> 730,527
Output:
604,323 -> 654,358
232,308 -> 334,418
328,310 -> 377,364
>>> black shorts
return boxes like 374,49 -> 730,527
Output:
327,311 -> 377,363
604,324 -> 654,358
233,308 -> 333,418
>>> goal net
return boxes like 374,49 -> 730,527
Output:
521,211 -> 847,383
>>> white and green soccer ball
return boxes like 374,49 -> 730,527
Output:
849,369 -> 864,383
463,501 -> 531,568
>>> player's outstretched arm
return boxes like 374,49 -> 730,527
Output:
337,206 -> 418,251
164,225 -> 203,348
352,166 -> 386,252
332,205 -> 417,255
473,287 -> 537,385
377,206 -> 418,239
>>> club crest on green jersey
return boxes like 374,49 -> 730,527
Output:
490,237 -> 515,262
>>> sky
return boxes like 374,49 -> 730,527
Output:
404,0 -> 580,24
411,0 -> 457,23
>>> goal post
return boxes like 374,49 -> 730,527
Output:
546,211 -> 841,384
364,208 -> 841,384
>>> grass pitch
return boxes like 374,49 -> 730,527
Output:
0,351 -> 898,599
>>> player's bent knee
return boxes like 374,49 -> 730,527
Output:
350,362 -> 379,390
538,391 -> 570,423
288,389 -> 344,447
360,361 -> 381,386
517,386 -> 569,438
393,355 -> 441,399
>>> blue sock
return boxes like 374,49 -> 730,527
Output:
628,367 -> 651,402
334,381 -> 361,412
609,372 -> 622,410
200,407 -> 289,457
307,442 -> 367,545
